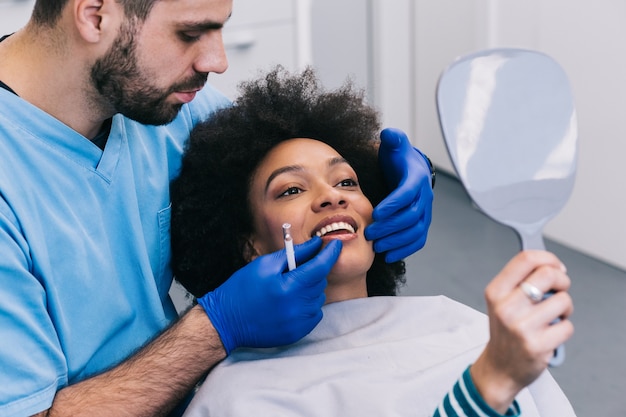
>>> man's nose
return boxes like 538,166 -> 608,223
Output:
194,31 -> 229,75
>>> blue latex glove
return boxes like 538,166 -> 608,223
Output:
198,237 -> 342,354
365,128 -> 434,263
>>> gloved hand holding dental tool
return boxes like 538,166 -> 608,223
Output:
198,237 -> 343,354
365,127 -> 435,263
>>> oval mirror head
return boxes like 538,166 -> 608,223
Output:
437,48 -> 578,251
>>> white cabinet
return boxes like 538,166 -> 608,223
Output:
207,0 -> 306,100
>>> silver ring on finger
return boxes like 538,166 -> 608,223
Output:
520,281 -> 544,303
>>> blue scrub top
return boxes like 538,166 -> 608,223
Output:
0,85 -> 230,416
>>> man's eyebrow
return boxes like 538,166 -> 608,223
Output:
177,12 -> 232,31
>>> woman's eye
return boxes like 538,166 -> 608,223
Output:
337,178 -> 358,188
279,187 -> 302,198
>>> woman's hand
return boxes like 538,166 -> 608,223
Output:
471,250 -> 574,413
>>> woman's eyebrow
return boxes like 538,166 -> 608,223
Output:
328,157 -> 349,167
264,165 -> 303,193
264,157 -> 350,192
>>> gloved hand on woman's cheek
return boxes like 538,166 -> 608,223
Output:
365,128 -> 434,263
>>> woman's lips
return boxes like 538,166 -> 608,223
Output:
312,218 -> 360,243
319,229 -> 358,242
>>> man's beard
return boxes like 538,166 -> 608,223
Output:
90,22 -> 207,126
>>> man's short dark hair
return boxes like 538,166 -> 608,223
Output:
32,0 -> 158,27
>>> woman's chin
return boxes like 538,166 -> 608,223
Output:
328,258 -> 371,285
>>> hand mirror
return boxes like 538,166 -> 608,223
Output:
436,48 -> 578,366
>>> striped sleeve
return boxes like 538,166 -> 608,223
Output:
433,367 -> 520,417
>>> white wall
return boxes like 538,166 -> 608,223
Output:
402,0 -> 626,271
0,0 -> 34,32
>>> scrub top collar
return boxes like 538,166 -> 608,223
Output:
0,80 -> 16,95
0,33 -> 16,96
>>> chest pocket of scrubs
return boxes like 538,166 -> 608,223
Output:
157,204 -> 173,288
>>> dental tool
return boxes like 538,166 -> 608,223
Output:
282,223 -> 297,271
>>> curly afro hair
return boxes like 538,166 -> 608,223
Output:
170,66 -> 405,298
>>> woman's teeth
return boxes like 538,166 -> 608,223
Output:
315,221 -> 356,237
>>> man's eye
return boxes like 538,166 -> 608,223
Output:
179,32 -> 201,43
279,187 -> 302,198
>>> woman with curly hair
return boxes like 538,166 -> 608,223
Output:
171,67 -> 575,417
171,65 -> 404,300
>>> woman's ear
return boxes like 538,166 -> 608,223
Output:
242,237 -> 261,263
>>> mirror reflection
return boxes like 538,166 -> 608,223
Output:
437,48 -> 578,250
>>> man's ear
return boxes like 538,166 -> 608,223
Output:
73,0 -> 118,43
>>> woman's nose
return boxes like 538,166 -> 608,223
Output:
314,187 -> 347,210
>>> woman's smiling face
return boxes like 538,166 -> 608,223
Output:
247,138 -> 375,301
